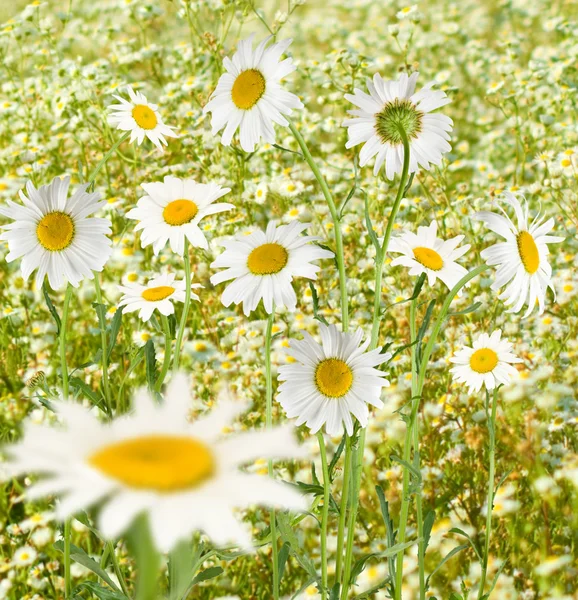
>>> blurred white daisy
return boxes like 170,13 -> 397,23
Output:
203,35 -> 303,152
0,176 -> 112,289
210,220 -> 333,316
344,71 -> 453,179
127,176 -> 233,255
389,221 -> 470,289
5,375 -> 307,553
117,272 -> 201,322
277,324 -> 391,436
473,192 -> 564,317
108,86 -> 177,151
12,545 -> 37,567
450,329 -> 522,393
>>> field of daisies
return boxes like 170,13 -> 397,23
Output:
0,0 -> 577,599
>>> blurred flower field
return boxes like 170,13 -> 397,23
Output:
0,0 -> 577,599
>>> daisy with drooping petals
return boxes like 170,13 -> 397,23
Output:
4,374 -> 307,553
108,86 -> 177,151
203,35 -> 303,152
117,273 -> 202,322
344,71 -> 453,179
127,176 -> 233,255
277,324 -> 391,436
473,192 -> 564,317
210,221 -> 333,316
0,176 -> 112,290
389,221 -> 470,290
450,330 -> 522,393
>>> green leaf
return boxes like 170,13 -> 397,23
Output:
449,527 -> 482,561
426,544 -> 469,589
278,542 -> 291,582
144,339 -> 156,390
54,540 -> 121,592
107,306 -> 123,361
416,298 -> 436,365
423,510 -> 435,553
277,512 -> 319,581
375,485 -> 397,589
364,194 -> 380,252
448,301 -> 483,317
308,282 -> 329,326
329,582 -> 341,600
72,581 -> 128,600
93,301 -> 107,328
328,435 -> 346,482
272,143 -> 303,156
349,539 -> 419,585
383,272 -> 426,313
190,566 -> 224,585
42,282 -> 61,335
390,454 -> 422,481
69,376 -> 108,413
480,558 -> 508,599
352,577 -> 391,599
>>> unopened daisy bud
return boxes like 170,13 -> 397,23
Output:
26,371 -> 46,389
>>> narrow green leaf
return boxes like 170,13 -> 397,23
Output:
390,454 -> 422,481
144,339 -> 156,390
449,527 -> 482,561
423,510 -> 435,553
190,566 -> 223,585
69,376 -> 107,413
364,194 -> 380,252
42,282 -> 61,335
329,582 -> 341,600
278,542 -> 290,582
308,282 -> 330,326
107,306 -> 123,361
349,540 -> 419,585
448,301 -> 483,317
425,544 -> 468,589
72,581 -> 128,600
328,435 -> 346,482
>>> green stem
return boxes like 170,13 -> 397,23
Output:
478,387 -> 498,599
63,519 -> 72,598
106,541 -> 130,597
172,239 -> 191,371
265,308 -> 279,600
87,131 -> 130,190
288,120 -> 349,333
317,431 -> 330,599
93,273 -> 112,413
155,314 -> 172,392
129,515 -> 161,600
335,435 -> 352,583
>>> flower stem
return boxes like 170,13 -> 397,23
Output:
63,518 -> 72,598
155,314 -> 172,392
93,273 -> 113,413
265,308 -> 280,600
172,239 -> 191,372
335,434 -> 352,583
87,131 -> 131,190
317,431 -> 330,600
288,120 -> 349,333
478,387 -> 498,599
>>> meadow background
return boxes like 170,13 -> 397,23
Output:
0,0 -> 577,598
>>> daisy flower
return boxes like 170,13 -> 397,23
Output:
127,176 -> 233,255
277,324 -> 391,436
203,35 -> 303,152
344,71 -> 453,179
108,86 -> 177,151
0,176 -> 112,290
473,192 -> 564,317
389,221 -> 470,290
117,272 -> 201,322
210,220 -> 333,316
450,329 -> 522,393
4,375 -> 307,552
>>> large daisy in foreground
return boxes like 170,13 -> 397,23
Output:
0,176 -> 112,289
277,324 -> 391,436
389,221 -> 470,290
210,221 -> 333,316
473,192 -> 564,317
108,86 -> 177,151
127,176 -> 233,255
203,35 -> 303,152
450,329 -> 522,393
4,375 -> 307,552
344,71 -> 453,179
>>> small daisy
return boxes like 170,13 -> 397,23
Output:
344,71 -> 453,179
5,375 -> 307,553
450,330 -> 522,393
127,176 -> 233,255
0,176 -> 112,289
203,35 -> 303,152
277,324 -> 391,436
108,86 -> 177,151
389,221 -> 470,289
210,220 -> 333,316
473,192 -> 564,317
12,545 -> 37,567
117,273 -> 201,322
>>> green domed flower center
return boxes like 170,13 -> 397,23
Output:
375,98 -> 423,145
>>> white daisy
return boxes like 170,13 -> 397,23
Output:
5,375 -> 307,553
344,71 -> 453,179
127,176 -> 233,255
117,272 -> 202,322
203,35 -> 303,152
473,192 -> 564,317
210,220 -> 333,316
0,176 -> 112,290
277,324 -> 391,436
450,329 -> 522,393
108,86 -> 177,151
12,545 -> 37,567
389,221 -> 470,290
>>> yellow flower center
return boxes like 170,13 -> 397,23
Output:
231,69 -> 266,110
36,212 -> 74,251
163,199 -> 198,226
142,286 -> 175,302
413,246 -> 443,271
88,435 -> 214,492
131,104 -> 158,130
247,243 -> 288,275
469,348 -> 499,374
517,231 -> 539,274
315,358 -> 353,398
